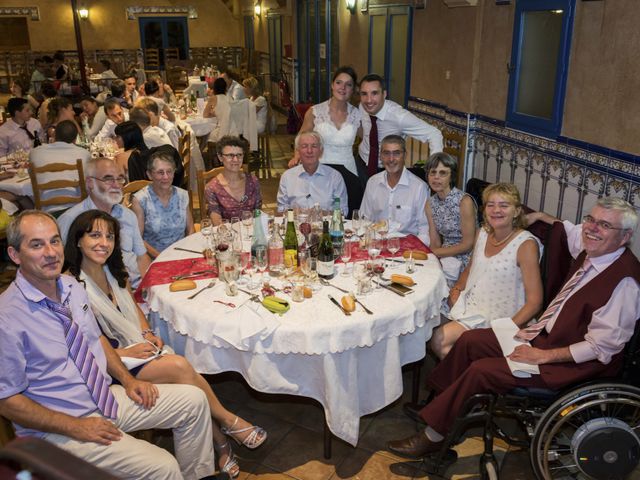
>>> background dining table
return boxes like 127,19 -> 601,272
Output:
143,231 -> 448,448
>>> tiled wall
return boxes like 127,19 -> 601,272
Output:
408,96 -> 640,256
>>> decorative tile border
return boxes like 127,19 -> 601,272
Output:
126,6 -> 197,20
0,7 -> 39,20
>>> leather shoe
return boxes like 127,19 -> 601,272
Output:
387,431 -> 443,459
402,401 -> 427,424
200,473 -> 231,480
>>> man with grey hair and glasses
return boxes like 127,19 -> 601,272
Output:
58,157 -> 150,287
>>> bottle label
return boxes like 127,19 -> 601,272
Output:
317,260 -> 334,277
284,249 -> 298,268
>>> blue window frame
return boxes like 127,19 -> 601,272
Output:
506,0 -> 575,138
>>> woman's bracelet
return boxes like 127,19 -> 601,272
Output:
141,329 -> 155,337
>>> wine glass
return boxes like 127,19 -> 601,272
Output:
388,237 -> 400,258
372,257 -> 385,289
340,241 -> 352,276
201,218 -> 212,249
351,210 -> 361,238
241,210 -> 253,239
254,245 -> 268,281
246,256 -> 260,289
376,218 -> 389,251
352,261 -> 370,296
366,230 -> 381,261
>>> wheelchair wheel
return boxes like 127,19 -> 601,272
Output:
480,455 -> 499,480
530,383 -> 640,479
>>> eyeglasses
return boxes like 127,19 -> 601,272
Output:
90,175 -> 126,185
151,169 -> 174,177
428,169 -> 451,178
582,215 -> 627,231
220,153 -> 244,160
380,150 -> 405,158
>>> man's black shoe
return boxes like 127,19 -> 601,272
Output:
200,473 -> 231,480
402,401 -> 428,424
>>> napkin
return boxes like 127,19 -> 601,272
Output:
490,317 -> 540,378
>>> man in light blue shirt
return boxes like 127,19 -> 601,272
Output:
277,131 -> 348,216
360,135 -> 430,245
58,157 -> 150,287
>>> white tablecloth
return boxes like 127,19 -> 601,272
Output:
181,115 -> 216,138
147,233 -> 448,445
0,174 -> 33,197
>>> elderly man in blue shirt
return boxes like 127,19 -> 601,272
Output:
58,157 -> 151,287
277,131 -> 348,216
0,211 -> 228,480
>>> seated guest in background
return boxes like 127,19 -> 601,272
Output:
99,59 -> 117,79
242,76 -> 268,134
143,79 -> 176,123
205,136 -> 261,226
95,98 -> 129,141
37,81 -> 59,133
58,157 -> 151,287
9,78 -> 40,112
359,73 -> 443,177
65,210 -> 264,477
130,105 -> 172,149
124,72 -> 139,106
221,69 -> 246,101
277,131 -> 348,216
52,51 -> 70,82
46,97 -> 81,143
0,98 -> 44,156
148,73 -> 177,105
131,153 -> 194,257
360,135 -> 430,245
430,182 -> 543,360
79,96 -> 107,140
424,152 -> 477,284
136,96 -> 180,148
29,120 -> 91,213
113,120 -> 150,181
29,57 -> 47,94
109,79 -> 132,109
0,211 -> 222,479
204,78 -> 231,144
389,197 -> 640,459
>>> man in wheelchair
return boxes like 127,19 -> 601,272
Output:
388,197 -> 640,463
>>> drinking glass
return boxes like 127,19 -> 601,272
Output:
241,210 -> 253,239
366,231 -> 381,260
246,256 -> 260,290
340,241 -> 352,276
352,261 -> 370,296
351,210 -> 361,238
388,237 -> 400,257
201,218 -> 212,241
255,245 -> 268,281
376,218 -> 389,251
305,256 -> 320,291
372,257 -> 385,288
298,248 -> 309,276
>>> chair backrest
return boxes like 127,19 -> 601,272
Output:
144,48 -> 160,72
121,179 -> 151,208
29,159 -> 87,211
196,165 -> 248,222
406,137 -> 430,167
443,129 -> 467,189
179,130 -> 191,193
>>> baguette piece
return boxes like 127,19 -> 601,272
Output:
402,250 -> 428,260
169,279 -> 197,292
341,295 -> 356,312
390,274 -> 416,286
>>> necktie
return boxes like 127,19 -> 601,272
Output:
41,298 -> 118,419
515,259 -> 591,341
367,115 -> 379,177
20,124 -> 41,148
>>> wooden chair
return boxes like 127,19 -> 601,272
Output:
256,95 -> 274,179
143,48 -> 160,75
406,137 -> 430,167
179,130 -> 191,190
442,129 -> 467,189
29,159 -> 87,211
196,165 -> 248,222
164,47 -> 180,61
121,179 -> 151,208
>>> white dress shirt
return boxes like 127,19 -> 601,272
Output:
227,80 -> 246,101
95,111 -> 130,141
29,142 -> 91,212
358,100 -> 443,166
143,126 -> 172,148
82,107 -> 107,141
543,221 -> 640,364
158,117 -> 180,149
0,118 -> 45,156
360,167 -> 430,245
277,164 -> 348,216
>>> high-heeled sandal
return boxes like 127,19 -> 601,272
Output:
221,416 -> 267,450
214,442 -> 240,479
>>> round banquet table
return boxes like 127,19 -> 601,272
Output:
144,232 -> 448,446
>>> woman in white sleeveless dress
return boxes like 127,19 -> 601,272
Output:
430,183 -> 544,359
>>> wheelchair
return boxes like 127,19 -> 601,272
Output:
419,321 -> 640,480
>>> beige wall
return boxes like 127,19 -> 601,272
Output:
337,0 -> 368,80
0,0 -> 242,51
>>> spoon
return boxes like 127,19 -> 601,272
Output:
319,278 -> 350,293
188,279 -> 217,300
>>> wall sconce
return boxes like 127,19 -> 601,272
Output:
346,0 -> 357,14
254,3 -> 261,16
78,7 -> 89,19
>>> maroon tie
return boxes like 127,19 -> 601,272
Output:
367,115 -> 379,177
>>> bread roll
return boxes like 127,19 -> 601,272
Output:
169,279 -> 197,292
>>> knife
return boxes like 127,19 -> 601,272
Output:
328,294 -> 350,316
171,269 -> 216,280
388,258 -> 425,266
173,247 -> 204,255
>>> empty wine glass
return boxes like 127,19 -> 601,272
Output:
241,210 -> 253,238
351,210 -> 361,238
340,241 -> 352,276
366,230 -> 381,260
388,237 -> 400,257
376,218 -> 389,251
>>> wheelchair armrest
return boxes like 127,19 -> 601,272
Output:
509,387 -> 558,401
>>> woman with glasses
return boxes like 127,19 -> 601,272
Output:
131,152 -> 194,258
204,135 -> 262,226
65,210 -> 266,478
424,152 -> 477,285
430,183 -> 543,359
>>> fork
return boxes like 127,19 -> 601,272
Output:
188,279 -> 217,299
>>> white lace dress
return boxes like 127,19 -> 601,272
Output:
312,100 -> 361,177
448,229 -> 542,329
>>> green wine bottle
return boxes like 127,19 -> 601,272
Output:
283,209 -> 298,268
317,220 -> 335,279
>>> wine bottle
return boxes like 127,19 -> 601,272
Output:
330,197 -> 344,259
283,209 -> 298,268
251,209 -> 268,257
317,220 -> 335,279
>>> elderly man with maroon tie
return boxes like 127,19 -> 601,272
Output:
388,197 -> 640,458
0,211 -> 228,479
